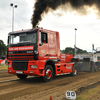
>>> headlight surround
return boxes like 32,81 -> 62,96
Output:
30,65 -> 37,68
34,50 -> 38,54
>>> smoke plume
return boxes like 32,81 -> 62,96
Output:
31,0 -> 100,28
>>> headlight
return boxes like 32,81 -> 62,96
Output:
8,65 -> 11,67
30,65 -> 37,68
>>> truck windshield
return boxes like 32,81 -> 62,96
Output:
9,32 -> 37,44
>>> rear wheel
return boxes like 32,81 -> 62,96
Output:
71,65 -> 78,76
43,65 -> 54,82
17,74 -> 28,79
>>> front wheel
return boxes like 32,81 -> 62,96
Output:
43,65 -> 54,82
71,65 -> 78,76
17,74 -> 28,79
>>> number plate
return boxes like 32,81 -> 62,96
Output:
16,71 -> 23,74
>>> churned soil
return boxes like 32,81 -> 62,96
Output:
0,71 -> 100,100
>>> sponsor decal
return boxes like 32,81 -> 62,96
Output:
61,55 -> 65,59
66,54 -> 70,57
8,46 -> 34,51
49,44 -> 55,48
41,50 -> 46,53
66,66 -> 71,69
61,54 -> 66,61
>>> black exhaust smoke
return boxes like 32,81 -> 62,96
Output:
31,0 -> 100,28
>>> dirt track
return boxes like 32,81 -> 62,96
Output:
0,71 -> 100,100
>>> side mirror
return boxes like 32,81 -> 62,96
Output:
39,42 -> 43,46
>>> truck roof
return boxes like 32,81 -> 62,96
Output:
8,27 -> 59,35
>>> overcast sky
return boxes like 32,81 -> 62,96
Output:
1,0 -> 100,52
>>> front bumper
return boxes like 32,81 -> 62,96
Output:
7,60 -> 46,77
7,69 -> 45,76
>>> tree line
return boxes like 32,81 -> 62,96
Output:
0,40 -> 7,58
61,47 -> 88,56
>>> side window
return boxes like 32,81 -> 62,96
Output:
39,31 -> 48,44
41,32 -> 48,43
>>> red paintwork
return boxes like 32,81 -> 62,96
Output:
7,28 -> 74,77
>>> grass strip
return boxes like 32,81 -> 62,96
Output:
76,85 -> 100,100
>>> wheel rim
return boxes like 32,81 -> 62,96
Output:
74,68 -> 77,75
46,69 -> 52,79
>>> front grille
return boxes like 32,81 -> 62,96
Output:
12,60 -> 28,71
8,53 -> 34,60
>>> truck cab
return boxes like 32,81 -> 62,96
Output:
7,28 -> 77,82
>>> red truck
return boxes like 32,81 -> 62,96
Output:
7,27 -> 78,82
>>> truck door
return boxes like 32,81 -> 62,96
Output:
48,33 -> 57,58
38,31 -> 48,59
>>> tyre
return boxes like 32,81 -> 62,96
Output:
71,65 -> 78,76
17,74 -> 28,79
43,65 -> 54,82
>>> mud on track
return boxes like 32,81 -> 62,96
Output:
0,71 -> 100,100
